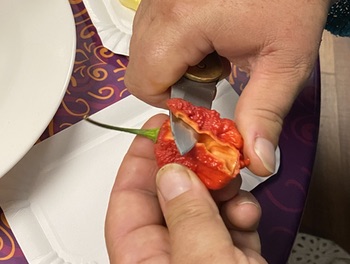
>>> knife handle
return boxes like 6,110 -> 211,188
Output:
184,52 -> 231,83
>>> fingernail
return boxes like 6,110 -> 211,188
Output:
254,137 -> 276,174
236,192 -> 260,208
238,200 -> 260,208
156,164 -> 192,201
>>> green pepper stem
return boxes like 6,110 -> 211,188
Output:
84,116 -> 159,142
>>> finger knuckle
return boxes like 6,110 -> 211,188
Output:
167,198 -> 218,229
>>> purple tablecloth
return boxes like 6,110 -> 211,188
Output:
0,1 -> 320,263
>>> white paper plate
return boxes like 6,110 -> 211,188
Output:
0,81 -> 279,263
0,0 -> 76,177
83,0 -> 134,55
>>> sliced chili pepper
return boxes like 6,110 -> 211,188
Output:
84,98 -> 249,190
154,98 -> 249,190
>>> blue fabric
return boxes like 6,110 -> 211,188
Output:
325,0 -> 350,37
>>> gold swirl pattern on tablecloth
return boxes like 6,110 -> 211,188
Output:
88,87 -> 115,100
61,98 -> 90,117
228,64 -> 250,92
0,213 -> 15,260
114,59 -> 128,97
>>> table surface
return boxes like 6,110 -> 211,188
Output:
0,1 -> 321,263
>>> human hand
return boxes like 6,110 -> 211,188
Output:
124,0 -> 332,176
105,114 -> 266,263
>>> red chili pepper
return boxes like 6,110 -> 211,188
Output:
154,98 -> 249,190
84,98 -> 249,190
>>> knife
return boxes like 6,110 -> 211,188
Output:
170,52 -> 231,155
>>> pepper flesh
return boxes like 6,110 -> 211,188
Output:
154,98 -> 250,190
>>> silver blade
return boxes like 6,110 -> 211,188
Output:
170,113 -> 198,155
170,77 -> 217,155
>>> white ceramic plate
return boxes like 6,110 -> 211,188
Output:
83,0 -> 134,55
0,0 -> 76,177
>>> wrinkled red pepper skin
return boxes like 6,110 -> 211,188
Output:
154,98 -> 250,190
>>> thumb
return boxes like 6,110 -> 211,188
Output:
235,61 -> 311,176
156,163 -> 237,263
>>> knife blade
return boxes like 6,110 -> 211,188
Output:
170,52 -> 231,155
